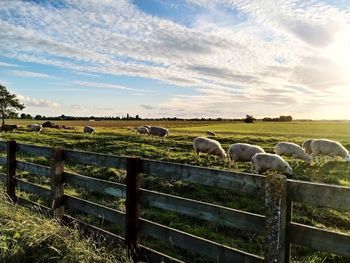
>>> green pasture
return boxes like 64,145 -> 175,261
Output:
0,120 -> 349,262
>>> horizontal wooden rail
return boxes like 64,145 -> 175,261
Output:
63,149 -> 127,169
17,143 -> 51,158
64,171 -> 264,233
17,196 -> 184,263
142,159 -> 265,196
289,223 -> 350,258
288,180 -> 350,211
139,218 -> 264,263
16,161 -> 51,177
17,179 -> 51,199
140,189 -> 265,234
64,195 -> 126,231
0,156 -> 6,166
64,172 -> 127,198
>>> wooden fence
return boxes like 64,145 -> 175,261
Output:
0,140 -> 349,263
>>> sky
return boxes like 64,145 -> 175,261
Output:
0,0 -> 349,119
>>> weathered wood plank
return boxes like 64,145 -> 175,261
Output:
289,223 -> 350,258
142,159 -> 265,196
0,140 -> 7,151
64,172 -> 126,198
64,195 -> 125,230
0,156 -> 6,166
140,189 -> 265,234
139,218 -> 264,263
17,143 -> 51,158
264,174 -> 287,263
64,149 -> 127,169
288,180 -> 350,211
7,140 -> 17,202
16,161 -> 51,177
16,179 -> 51,199
63,171 -> 264,233
51,148 -> 65,220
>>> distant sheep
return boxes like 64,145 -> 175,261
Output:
251,153 -> 293,175
0,124 -> 17,132
143,125 -> 151,129
206,130 -> 216,136
83,126 -> 95,134
228,143 -> 265,168
310,139 -> 350,162
302,139 -> 314,155
193,137 -> 226,159
148,126 -> 168,137
274,142 -> 311,163
27,124 -> 42,132
137,126 -> 149,134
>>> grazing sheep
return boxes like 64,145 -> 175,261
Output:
144,125 -> 151,129
206,130 -> 216,136
27,124 -> 42,132
302,139 -> 314,155
193,137 -> 226,159
137,126 -> 149,134
83,126 -> 95,134
274,142 -> 311,163
228,143 -> 265,168
310,139 -> 350,162
251,153 -> 293,175
0,124 -> 17,132
148,126 -> 168,137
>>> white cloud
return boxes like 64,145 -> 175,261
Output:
0,61 -> 21,67
11,70 -> 55,79
73,80 -> 147,92
17,94 -> 60,108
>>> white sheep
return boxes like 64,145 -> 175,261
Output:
274,142 -> 311,163
137,126 -> 149,134
193,137 -> 226,159
228,143 -> 265,168
148,126 -> 168,137
302,139 -> 314,155
84,126 -> 95,134
27,124 -> 42,132
251,153 -> 293,175
310,139 -> 350,162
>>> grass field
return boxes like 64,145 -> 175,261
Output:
1,119 -> 350,262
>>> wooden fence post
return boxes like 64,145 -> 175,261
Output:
264,174 -> 287,263
125,157 -> 142,262
51,147 -> 64,220
285,200 -> 293,263
6,140 -> 17,202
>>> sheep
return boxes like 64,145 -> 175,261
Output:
302,139 -> 314,155
206,130 -> 216,136
228,143 -> 265,168
274,142 -> 311,163
0,124 -> 17,132
137,126 -> 149,134
310,139 -> 350,162
193,137 -> 226,159
251,153 -> 293,175
83,126 -> 95,134
143,125 -> 151,129
148,126 -> 168,137
27,124 -> 42,132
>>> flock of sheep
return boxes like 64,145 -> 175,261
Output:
3,122 -> 349,177
193,137 -> 350,175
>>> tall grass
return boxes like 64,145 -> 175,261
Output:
0,187 -> 129,263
